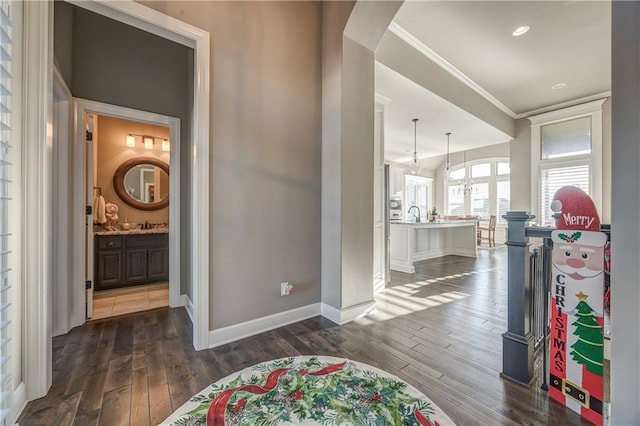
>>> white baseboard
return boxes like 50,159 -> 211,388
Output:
209,303 -> 322,348
451,248 -> 478,258
181,294 -> 194,323
320,301 -> 376,325
10,382 -> 26,424
206,300 -> 378,348
390,261 -> 415,274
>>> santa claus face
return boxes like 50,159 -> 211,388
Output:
553,243 -> 604,280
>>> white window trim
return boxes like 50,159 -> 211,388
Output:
444,157 -> 510,221
529,99 -> 605,225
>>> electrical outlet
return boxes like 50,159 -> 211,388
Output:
281,282 -> 293,296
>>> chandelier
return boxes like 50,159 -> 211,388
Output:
457,151 -> 474,196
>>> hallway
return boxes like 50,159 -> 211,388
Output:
19,251 -> 588,425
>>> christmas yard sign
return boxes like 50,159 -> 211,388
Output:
550,186 -> 607,425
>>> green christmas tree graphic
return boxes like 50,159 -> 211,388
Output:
569,291 -> 604,376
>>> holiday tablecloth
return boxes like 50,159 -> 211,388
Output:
162,356 -> 454,426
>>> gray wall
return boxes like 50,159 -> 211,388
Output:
601,98 -> 612,222
509,118 -> 532,212
611,2 -> 640,423
321,1 -> 354,309
143,1 -> 323,329
320,1 -> 400,312
53,4 -> 194,296
340,36 -> 375,308
53,1 -> 73,87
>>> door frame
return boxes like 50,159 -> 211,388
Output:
23,0 -> 210,402
52,66 -> 74,337
71,99 -> 182,325
65,1 -> 211,352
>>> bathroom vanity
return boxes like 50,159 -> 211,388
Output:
94,229 -> 169,291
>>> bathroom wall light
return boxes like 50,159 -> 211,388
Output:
125,133 -> 169,150
144,137 -> 154,150
126,135 -> 136,147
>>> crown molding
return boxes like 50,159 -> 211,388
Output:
388,22 -> 612,124
528,97 -> 607,124
375,93 -> 392,105
519,92 -> 610,120
388,22 -> 518,119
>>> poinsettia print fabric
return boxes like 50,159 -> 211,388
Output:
162,356 -> 454,426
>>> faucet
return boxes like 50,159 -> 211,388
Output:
408,206 -> 421,223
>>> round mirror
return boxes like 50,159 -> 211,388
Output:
113,157 -> 169,211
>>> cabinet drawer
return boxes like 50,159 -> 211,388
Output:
125,234 -> 168,248
97,236 -> 123,250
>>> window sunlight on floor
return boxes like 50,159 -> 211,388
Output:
358,267 -> 497,323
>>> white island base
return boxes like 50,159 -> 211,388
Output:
390,221 -> 478,273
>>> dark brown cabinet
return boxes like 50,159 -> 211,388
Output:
95,233 -> 169,291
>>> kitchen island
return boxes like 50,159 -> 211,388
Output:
390,220 -> 478,273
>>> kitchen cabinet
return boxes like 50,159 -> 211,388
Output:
389,166 -> 405,198
95,233 -> 168,291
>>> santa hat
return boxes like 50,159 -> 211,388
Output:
550,186 -> 606,246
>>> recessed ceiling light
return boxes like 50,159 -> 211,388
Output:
551,83 -> 566,90
512,26 -> 530,36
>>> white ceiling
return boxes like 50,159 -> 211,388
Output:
377,62 -> 510,163
379,0 -> 611,164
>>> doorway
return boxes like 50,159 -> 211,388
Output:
71,100 -> 181,327
23,0 -> 210,406
87,112 -> 174,320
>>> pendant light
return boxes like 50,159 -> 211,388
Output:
462,150 -> 474,196
409,118 -> 422,175
443,132 -> 452,181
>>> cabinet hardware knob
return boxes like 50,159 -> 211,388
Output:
107,242 -> 114,247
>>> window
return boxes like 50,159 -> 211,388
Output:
496,180 -> 511,223
449,167 -> 465,180
447,183 -> 464,216
530,100 -> 604,226
472,182 -> 490,217
540,164 -> 590,226
541,116 -> 591,159
404,175 -> 433,222
471,163 -> 491,178
0,1 -> 16,423
497,162 -> 510,176
446,159 -> 510,222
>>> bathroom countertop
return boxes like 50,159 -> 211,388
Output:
94,228 -> 169,236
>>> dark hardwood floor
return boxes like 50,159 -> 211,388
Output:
19,250 -> 589,425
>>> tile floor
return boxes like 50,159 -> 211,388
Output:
91,282 -> 169,320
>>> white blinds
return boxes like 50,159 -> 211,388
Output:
496,180 -> 510,223
0,1 -> 12,423
540,163 -> 590,226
